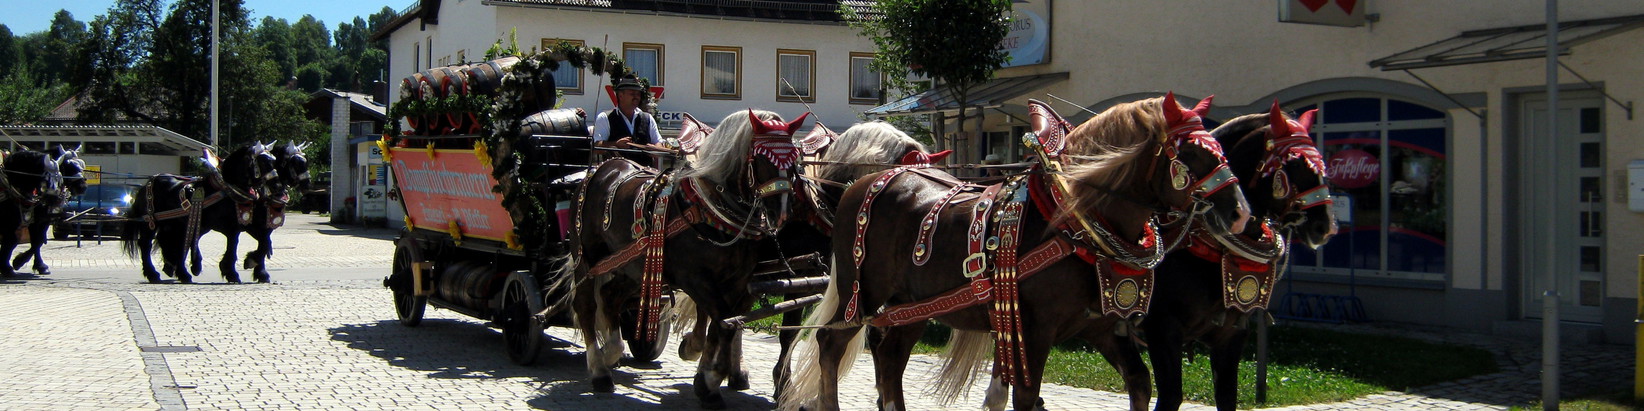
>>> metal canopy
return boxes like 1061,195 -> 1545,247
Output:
0,125 -> 210,154
864,72 -> 1069,117
1369,14 -> 1644,71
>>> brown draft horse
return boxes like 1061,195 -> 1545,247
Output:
781,95 -> 1252,411
566,109 -> 809,409
1136,103 -> 1338,411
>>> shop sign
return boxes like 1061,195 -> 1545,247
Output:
1328,149 -> 1379,189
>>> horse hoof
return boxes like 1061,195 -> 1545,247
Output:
10,258 -> 26,271
728,370 -> 750,391
144,271 -> 161,283
254,273 -> 270,283
590,376 -> 615,393
224,274 -> 242,284
33,266 -> 49,275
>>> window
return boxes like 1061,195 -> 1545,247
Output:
119,142 -> 136,154
701,46 -> 741,99
425,37 -> 433,69
413,43 -> 420,71
849,52 -> 882,104
84,142 -> 116,155
456,49 -> 466,64
543,38 -> 586,94
624,43 -> 664,86
1287,96 -> 1450,282
777,49 -> 815,103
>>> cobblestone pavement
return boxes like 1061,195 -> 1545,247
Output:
0,214 -> 1632,410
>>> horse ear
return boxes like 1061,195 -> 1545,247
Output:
784,112 -> 811,136
925,149 -> 953,164
1297,109 -> 1318,133
1267,100 -> 1290,138
747,108 -> 773,135
1161,91 -> 1183,126
1192,95 -> 1214,118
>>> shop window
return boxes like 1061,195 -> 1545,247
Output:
84,142 -> 117,155
1290,96 -> 1450,281
120,142 -> 136,154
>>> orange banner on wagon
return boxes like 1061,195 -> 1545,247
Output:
389,148 -> 514,241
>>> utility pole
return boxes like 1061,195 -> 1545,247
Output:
210,0 -> 220,148
1541,0 -> 1561,409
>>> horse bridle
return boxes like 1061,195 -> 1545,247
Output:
1145,114 -> 1239,218
1254,120 -> 1332,230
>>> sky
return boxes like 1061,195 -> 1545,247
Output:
2,0 -> 405,36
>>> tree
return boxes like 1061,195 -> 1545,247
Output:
0,25 -> 19,74
290,15 -> 332,69
0,71 -> 68,123
844,0 -> 1012,164
70,0 -> 166,124
252,17 -> 297,83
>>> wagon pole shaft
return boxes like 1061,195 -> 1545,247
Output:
721,293 -> 824,328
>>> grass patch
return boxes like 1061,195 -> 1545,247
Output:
914,323 -> 1496,408
1511,389 -> 1644,411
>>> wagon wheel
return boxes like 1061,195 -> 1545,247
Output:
620,290 -> 674,363
391,243 -> 427,326
500,278 -> 545,365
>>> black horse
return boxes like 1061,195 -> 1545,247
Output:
0,148 -> 77,278
213,141 -> 311,282
1133,104 -> 1339,411
121,144 -> 276,283
9,145 -> 88,275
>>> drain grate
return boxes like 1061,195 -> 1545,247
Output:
140,345 -> 202,353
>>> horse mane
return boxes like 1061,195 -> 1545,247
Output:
3,150 -> 50,183
1058,97 -> 1170,218
1210,112 -> 1274,179
816,121 -> 926,183
682,109 -> 782,185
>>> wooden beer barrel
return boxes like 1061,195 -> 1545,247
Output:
518,108 -> 588,137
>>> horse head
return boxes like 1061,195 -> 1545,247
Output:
273,141 -> 313,192
745,109 -> 809,228
52,144 -> 88,198
816,121 -> 936,184
1149,92 -> 1250,236
1242,102 -> 1335,247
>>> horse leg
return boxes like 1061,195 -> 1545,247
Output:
1208,327 -> 1250,411
1010,334 -> 1053,411
219,231 -> 242,283
725,324 -> 751,391
573,277 -> 616,392
158,230 -> 191,284
1146,322 -> 1188,411
679,309 -> 708,361
693,321 -> 733,409
0,228 -> 18,278
138,227 -> 162,283
867,322 -> 926,411
247,230 -> 273,283
28,221 -> 48,274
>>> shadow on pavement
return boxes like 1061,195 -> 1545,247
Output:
315,225 -> 399,240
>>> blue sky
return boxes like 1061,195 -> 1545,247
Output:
2,1 -> 404,37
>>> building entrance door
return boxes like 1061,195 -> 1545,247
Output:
1519,93 -> 1605,323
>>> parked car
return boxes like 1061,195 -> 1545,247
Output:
54,184 -> 139,240
295,171 -> 331,214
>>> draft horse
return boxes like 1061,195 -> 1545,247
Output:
1137,103 -> 1338,411
781,94 -> 1252,411
187,141 -> 312,283
121,144 -> 276,283
567,109 -> 810,408
10,145 -> 88,275
0,147 -> 82,278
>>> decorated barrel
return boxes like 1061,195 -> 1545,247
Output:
464,56 -> 519,96
518,108 -> 588,137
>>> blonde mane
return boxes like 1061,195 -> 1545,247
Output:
1057,97 -> 1169,220
815,121 -> 927,183
682,109 -> 782,185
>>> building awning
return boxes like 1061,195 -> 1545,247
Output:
0,125 -> 209,154
1369,14 -> 1644,71
865,72 -> 1068,117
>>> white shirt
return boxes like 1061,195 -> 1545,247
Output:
592,109 -> 663,145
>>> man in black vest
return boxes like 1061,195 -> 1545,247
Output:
593,75 -> 666,166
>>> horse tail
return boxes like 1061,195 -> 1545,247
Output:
670,292 -> 701,361
929,329 -> 994,405
777,253 -> 867,411
120,183 -> 151,259
539,249 -> 580,320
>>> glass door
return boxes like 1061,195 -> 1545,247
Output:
1520,94 -> 1605,322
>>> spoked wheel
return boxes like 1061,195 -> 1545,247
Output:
391,244 -> 426,327
621,291 -> 674,363
500,279 -> 545,365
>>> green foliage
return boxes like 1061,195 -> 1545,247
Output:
1029,325 -> 1498,407
0,71 -> 68,123
843,0 -> 1010,104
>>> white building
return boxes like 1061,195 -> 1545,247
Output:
868,1 -> 1643,343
